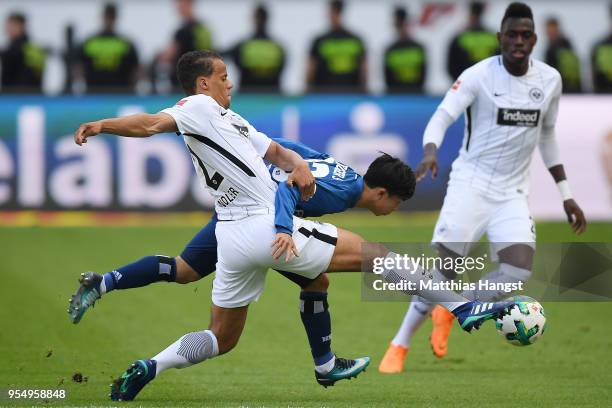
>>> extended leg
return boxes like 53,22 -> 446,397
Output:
110,304 -> 248,401
68,216 -> 220,324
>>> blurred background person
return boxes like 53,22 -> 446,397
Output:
154,0 -> 213,93
73,3 -> 139,93
591,4 -> 612,93
383,6 -> 426,94
226,4 -> 285,93
306,0 -> 366,93
1,12 -> 46,93
446,1 -> 498,80
544,17 -> 582,93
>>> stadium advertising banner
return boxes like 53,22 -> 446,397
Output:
0,95 -> 610,219
0,95 -> 462,212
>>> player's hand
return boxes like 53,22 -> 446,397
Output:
563,199 -> 586,235
74,121 -> 103,146
287,162 -> 315,201
415,143 -> 439,182
415,154 -> 438,182
271,232 -> 299,262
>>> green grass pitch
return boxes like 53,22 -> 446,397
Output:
0,213 -> 611,407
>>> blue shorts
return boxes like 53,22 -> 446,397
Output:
180,213 -> 320,288
180,213 -> 219,279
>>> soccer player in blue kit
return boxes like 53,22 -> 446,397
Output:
68,138 -> 411,306
69,137 -> 417,394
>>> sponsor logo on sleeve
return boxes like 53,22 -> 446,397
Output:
232,124 -> 249,138
176,98 -> 188,106
497,108 -> 540,127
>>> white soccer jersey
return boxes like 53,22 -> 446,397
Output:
439,56 -> 562,199
162,94 -> 277,220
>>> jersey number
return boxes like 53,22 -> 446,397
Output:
188,146 -> 224,190
270,157 -> 335,183
307,157 -> 335,178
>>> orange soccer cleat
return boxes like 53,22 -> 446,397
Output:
430,305 -> 455,358
378,343 -> 408,374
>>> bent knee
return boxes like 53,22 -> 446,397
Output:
303,273 -> 329,292
214,332 -> 241,355
175,256 -> 202,284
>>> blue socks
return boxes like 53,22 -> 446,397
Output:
300,291 -> 334,366
102,256 -> 177,293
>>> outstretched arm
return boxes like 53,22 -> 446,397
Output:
74,112 -> 178,145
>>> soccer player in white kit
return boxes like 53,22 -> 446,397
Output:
379,2 -> 587,373
73,51 -> 518,399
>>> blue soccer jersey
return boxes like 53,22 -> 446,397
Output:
181,138 -> 364,278
268,138 -> 363,234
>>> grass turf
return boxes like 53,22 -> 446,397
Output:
0,213 -> 610,407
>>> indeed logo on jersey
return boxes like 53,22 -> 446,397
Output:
497,108 -> 540,127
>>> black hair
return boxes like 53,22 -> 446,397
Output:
330,0 -> 344,14
501,2 -> 534,29
394,7 -> 407,24
469,1 -> 485,18
104,3 -> 117,21
7,12 -> 26,25
176,50 -> 223,95
363,153 -> 416,201
255,4 -> 268,24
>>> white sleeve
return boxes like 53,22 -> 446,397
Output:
250,129 -> 272,158
239,116 -> 272,157
542,74 -> 562,128
438,67 -> 479,121
422,108 -> 455,148
538,74 -> 563,168
160,96 -> 212,135
538,124 -> 562,169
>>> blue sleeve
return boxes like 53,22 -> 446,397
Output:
275,182 -> 301,234
272,138 -> 328,160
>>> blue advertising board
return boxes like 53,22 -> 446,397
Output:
0,95 -> 464,211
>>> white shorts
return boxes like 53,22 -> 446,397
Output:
432,183 -> 536,256
212,214 -> 337,308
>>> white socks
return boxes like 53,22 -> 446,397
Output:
391,296 -> 434,348
152,330 -> 219,376
315,355 -> 336,374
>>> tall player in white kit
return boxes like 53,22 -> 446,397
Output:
379,2 -> 586,374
